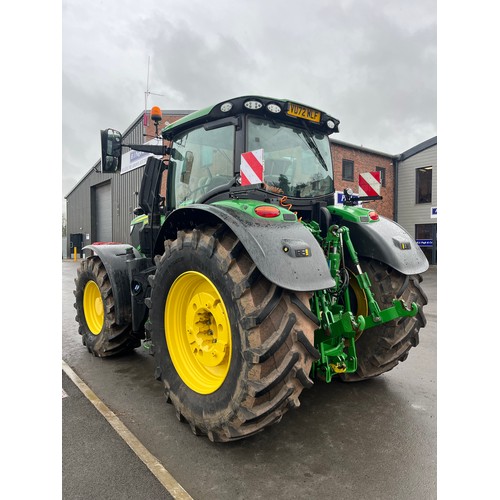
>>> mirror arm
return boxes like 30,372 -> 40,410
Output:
123,144 -> 171,156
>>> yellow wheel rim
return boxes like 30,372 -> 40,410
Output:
83,280 -> 104,335
165,271 -> 232,394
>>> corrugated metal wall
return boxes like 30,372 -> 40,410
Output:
113,164 -> 146,243
66,170 -> 113,253
65,111 -> 193,258
65,117 -> 145,255
113,117 -> 145,244
95,182 -> 113,241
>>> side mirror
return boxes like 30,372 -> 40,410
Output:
100,129 -> 123,173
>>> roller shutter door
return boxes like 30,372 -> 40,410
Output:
95,182 -> 112,242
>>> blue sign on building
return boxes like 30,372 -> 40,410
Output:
416,239 -> 433,247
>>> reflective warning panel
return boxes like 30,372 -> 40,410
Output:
359,171 -> 381,197
241,149 -> 264,185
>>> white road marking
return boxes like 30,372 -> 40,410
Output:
62,360 -> 193,500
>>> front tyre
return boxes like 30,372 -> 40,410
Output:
74,256 -> 139,357
148,225 -> 320,442
341,257 -> 428,381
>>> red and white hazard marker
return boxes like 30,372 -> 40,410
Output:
359,171 -> 381,197
240,149 -> 264,185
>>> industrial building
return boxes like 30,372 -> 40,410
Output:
65,109 -> 193,256
65,109 -> 437,264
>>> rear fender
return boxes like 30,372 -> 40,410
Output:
83,244 -> 141,326
342,216 -> 429,275
159,204 -> 335,292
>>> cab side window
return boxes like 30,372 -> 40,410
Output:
171,125 -> 235,207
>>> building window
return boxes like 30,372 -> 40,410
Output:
375,166 -> 386,187
415,223 -> 437,265
416,166 -> 432,203
342,159 -> 354,181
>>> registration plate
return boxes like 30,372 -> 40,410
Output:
286,103 -> 321,123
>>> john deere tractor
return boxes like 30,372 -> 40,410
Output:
74,96 -> 428,442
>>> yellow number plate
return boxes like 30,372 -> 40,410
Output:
286,103 -> 321,123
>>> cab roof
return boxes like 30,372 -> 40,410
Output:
161,95 -> 340,139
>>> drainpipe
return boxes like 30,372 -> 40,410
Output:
393,155 -> 399,222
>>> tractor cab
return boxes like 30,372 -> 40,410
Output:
102,95 -> 341,256
101,95 -> 339,210
161,96 -> 339,210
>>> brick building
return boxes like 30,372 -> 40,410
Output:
330,139 -> 395,219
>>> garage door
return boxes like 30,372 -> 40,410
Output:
95,182 -> 112,242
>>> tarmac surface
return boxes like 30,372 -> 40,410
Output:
62,369 -> 173,500
62,260 -> 437,500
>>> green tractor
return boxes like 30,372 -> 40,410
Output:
74,96 -> 428,442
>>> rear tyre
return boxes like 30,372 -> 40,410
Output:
341,257 -> 428,382
74,256 -> 140,357
148,225 -> 320,441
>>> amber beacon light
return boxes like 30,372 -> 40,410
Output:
151,106 -> 162,123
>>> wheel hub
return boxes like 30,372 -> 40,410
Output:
165,272 -> 232,394
83,280 -> 104,335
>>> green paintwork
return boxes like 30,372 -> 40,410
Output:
130,214 -> 148,226
213,199 -> 297,222
161,105 -> 214,135
327,204 -> 379,224
303,220 -> 419,382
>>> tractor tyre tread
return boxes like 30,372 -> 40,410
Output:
74,256 -> 138,357
149,225 -> 318,441
341,258 -> 427,382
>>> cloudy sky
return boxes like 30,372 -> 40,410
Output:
62,0 -> 436,208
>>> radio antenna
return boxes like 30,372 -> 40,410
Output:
143,56 -> 164,126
